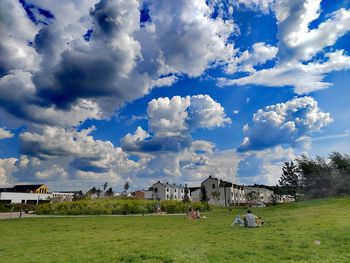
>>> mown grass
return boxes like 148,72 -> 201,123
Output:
0,197 -> 349,262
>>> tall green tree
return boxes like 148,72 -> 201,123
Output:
279,161 -> 301,200
124,182 -> 130,192
106,187 -> 113,196
329,152 -> 350,195
297,155 -> 334,199
200,185 -> 209,203
182,185 -> 190,203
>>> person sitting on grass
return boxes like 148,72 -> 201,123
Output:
231,215 -> 244,226
244,210 -> 259,227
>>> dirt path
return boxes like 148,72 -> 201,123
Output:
0,212 -> 186,220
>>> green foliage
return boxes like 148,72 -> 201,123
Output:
200,185 -> 209,203
279,161 -> 301,199
182,185 -> 190,203
297,152 -> 350,199
124,181 -> 130,192
36,199 -> 210,215
0,203 -> 36,212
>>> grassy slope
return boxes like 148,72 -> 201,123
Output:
0,197 -> 349,263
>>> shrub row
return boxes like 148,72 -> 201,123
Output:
36,199 -> 210,215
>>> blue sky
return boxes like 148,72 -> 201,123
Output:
0,0 -> 349,191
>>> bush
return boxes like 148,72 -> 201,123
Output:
36,199 -> 210,215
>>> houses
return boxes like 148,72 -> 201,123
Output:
201,176 -> 246,207
145,176 -> 279,207
150,181 -> 188,201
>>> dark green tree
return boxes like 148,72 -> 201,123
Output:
200,185 -> 209,203
103,182 -> 108,191
279,161 -> 301,200
297,155 -> 334,199
329,152 -> 350,195
106,187 -> 113,196
124,182 -> 130,192
182,185 -> 190,203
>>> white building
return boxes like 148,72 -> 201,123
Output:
151,181 -> 189,200
0,191 -> 52,204
51,192 -> 75,202
201,176 -> 245,207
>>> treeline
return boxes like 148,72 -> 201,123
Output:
278,152 -> 350,200
37,199 -> 210,215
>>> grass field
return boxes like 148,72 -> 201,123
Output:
1,197 -> 349,263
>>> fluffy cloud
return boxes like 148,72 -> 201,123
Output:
275,0 -> 350,62
148,95 -> 230,137
238,96 -> 333,151
237,146 -> 297,185
19,126 -> 140,182
219,50 -> 350,94
0,127 -> 13,139
234,0 -> 275,14
0,158 -> 17,186
122,95 -> 230,152
219,1 -> 350,94
0,0 -> 237,128
225,42 -> 278,74
135,0 -> 236,77
130,141 -> 241,188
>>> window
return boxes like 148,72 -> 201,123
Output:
181,190 -> 184,193
167,188 -> 169,192
212,184 -> 215,189
166,194 -> 169,199
174,189 -> 177,193
154,187 -> 158,192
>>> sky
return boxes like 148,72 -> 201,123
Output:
0,0 -> 349,192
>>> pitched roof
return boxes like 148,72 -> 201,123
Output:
11,184 -> 45,192
219,180 -> 232,187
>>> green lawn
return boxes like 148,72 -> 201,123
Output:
1,197 -> 349,263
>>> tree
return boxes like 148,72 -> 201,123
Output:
103,182 -> 108,191
297,155 -> 334,199
329,152 -> 350,196
200,185 -> 209,203
106,187 -> 113,196
279,161 -> 301,200
124,182 -> 130,193
182,185 -> 190,203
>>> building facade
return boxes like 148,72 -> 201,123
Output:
201,176 -> 245,207
150,181 -> 189,200
0,192 -> 52,204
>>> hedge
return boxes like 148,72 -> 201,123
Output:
36,199 -> 210,215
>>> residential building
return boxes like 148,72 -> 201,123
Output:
150,181 -> 188,200
51,191 -> 82,202
201,176 -> 246,207
189,187 -> 200,202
